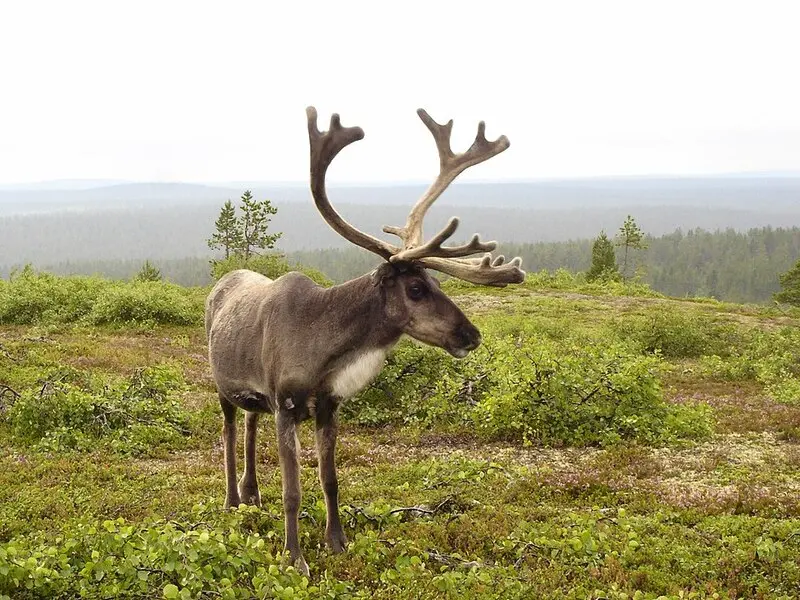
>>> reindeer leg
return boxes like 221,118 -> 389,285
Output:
315,396 -> 347,553
219,394 -> 241,509
276,404 -> 310,576
238,411 -> 261,506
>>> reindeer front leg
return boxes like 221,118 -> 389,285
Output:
275,404 -> 310,576
315,396 -> 347,553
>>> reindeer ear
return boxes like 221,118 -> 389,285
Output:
370,262 -> 396,287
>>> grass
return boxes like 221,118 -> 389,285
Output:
1,275 -> 800,598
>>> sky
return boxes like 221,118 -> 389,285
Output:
1,0 -> 799,185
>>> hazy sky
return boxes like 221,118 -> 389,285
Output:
2,0 -> 799,185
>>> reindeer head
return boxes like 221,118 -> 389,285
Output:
306,106 -> 525,358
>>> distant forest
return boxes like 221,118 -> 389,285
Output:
9,226 -> 799,305
2,178 -> 799,304
2,178 -> 800,267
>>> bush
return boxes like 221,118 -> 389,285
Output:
0,266 -> 107,325
0,267 -> 205,327
341,341 -> 468,428
0,505 -> 323,600
87,281 -> 203,327
488,268 -> 660,298
211,254 -> 333,287
615,309 -> 744,359
464,335 -> 702,446
441,268 -> 659,299
345,318 -> 712,446
701,326 -> 800,404
5,365 -> 193,456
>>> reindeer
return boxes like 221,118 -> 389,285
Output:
204,106 -> 525,575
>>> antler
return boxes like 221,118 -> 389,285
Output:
384,109 -> 509,258
306,106 -> 525,287
419,254 -> 525,288
307,106 -> 399,261
383,109 -> 524,285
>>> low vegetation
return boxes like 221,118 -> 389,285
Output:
1,269 -> 799,598
0,266 -> 205,328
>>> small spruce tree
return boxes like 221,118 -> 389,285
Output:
207,191 -> 284,278
775,258 -> 800,306
615,215 -> 648,280
134,260 -> 162,282
587,231 -> 619,282
208,199 -> 242,259
239,190 -> 282,260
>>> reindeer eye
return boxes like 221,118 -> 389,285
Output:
407,283 -> 426,301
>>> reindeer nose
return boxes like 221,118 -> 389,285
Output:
458,322 -> 482,351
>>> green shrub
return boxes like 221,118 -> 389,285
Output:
87,281 -> 203,327
766,376 -> 800,405
442,268 -> 660,299
0,266 -> 107,325
341,341 -> 470,428
0,505 -> 324,600
524,268 -> 585,290
211,254 -> 333,287
700,326 -> 800,404
0,267 -> 205,327
5,365 -> 192,456
345,319 -> 711,446
529,269 -> 661,298
615,310 -> 744,359
466,336 -> 686,446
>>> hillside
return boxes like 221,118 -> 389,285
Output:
1,176 -> 799,259
3,176 -> 800,212
1,271 -> 799,598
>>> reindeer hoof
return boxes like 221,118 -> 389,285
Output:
223,495 -> 241,510
326,528 -> 348,554
293,555 -> 310,577
238,485 -> 262,507
240,492 -> 261,507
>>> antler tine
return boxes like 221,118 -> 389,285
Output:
419,254 -> 526,288
386,109 -> 510,261
389,216 -> 498,262
307,106 -> 399,261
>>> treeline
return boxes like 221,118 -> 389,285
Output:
285,226 -> 800,303
497,226 -> 800,303
5,226 -> 798,304
646,227 -> 800,302
4,202 -> 800,272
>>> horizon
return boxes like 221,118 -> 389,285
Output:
3,169 -> 800,192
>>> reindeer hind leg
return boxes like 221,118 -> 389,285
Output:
238,411 -> 262,506
276,404 -> 310,576
315,395 -> 347,553
219,393 -> 241,509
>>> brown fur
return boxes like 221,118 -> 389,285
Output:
205,261 -> 480,574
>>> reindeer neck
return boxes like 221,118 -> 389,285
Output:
315,272 -> 401,352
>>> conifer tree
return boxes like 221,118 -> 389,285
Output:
615,215 -> 648,280
775,258 -> 800,306
587,231 -> 619,281
134,260 -> 162,282
239,190 -> 282,260
208,199 -> 242,259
